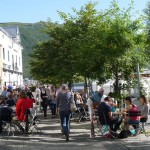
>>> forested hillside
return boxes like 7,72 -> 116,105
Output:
0,22 -> 48,78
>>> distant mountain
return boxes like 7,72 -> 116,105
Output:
0,22 -> 49,78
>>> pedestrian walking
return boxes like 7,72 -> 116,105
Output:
41,86 -> 48,119
56,84 -> 72,141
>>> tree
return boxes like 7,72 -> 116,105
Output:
30,0 -> 147,95
144,1 -> 150,58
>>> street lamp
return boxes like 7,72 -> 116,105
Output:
136,62 -> 141,99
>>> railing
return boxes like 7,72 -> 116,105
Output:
3,63 -> 19,72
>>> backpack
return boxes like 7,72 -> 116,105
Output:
118,130 -> 132,139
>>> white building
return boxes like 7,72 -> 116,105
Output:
0,26 -> 23,90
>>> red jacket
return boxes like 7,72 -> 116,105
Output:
16,98 -> 33,121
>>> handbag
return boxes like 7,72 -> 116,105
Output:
66,92 -> 76,112
70,102 -> 77,112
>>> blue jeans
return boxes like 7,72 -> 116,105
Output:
59,110 -> 71,135
0,119 -> 2,133
128,119 -> 139,129
49,103 -> 56,116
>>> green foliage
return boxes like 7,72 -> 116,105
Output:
30,1 -> 147,91
144,1 -> 150,67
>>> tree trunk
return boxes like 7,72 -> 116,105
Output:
84,77 -> 88,99
68,81 -> 73,91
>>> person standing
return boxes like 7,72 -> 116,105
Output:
87,88 -> 105,120
26,88 -> 34,100
49,85 -> 56,118
41,86 -> 48,119
140,95 -> 149,131
46,86 -> 51,98
1,87 -> 7,99
56,84 -> 72,141
35,86 -> 41,110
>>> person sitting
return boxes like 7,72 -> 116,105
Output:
75,93 -> 83,104
123,97 -> 140,132
0,96 -> 6,106
97,96 -> 122,132
0,106 -> 13,133
12,91 -> 33,133
108,92 -> 117,107
0,95 -> 14,133
6,94 -> 15,107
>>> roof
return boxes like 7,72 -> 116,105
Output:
2,26 -> 20,38
0,27 -> 11,38
141,69 -> 150,75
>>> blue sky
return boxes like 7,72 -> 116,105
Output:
0,0 -> 149,23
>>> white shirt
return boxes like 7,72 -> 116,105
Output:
35,88 -> 41,96
100,95 -> 107,102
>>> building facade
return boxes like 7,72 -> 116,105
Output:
0,26 -> 23,90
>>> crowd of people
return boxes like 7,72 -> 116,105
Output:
0,84 -> 87,141
88,88 -> 149,138
0,84 -> 149,141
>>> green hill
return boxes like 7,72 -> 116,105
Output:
0,22 -> 49,78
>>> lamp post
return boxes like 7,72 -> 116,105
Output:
136,62 -> 141,98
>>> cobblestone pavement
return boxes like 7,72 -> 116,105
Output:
0,112 -> 150,150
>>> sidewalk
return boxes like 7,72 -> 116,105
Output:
0,112 -> 150,150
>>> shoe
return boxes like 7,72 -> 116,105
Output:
65,134 -> 69,141
109,130 -> 119,138
140,129 -> 145,133
44,116 -> 47,119
51,115 -> 54,118
134,128 -> 141,136
0,127 -> 2,133
20,127 -> 25,134
61,129 -> 65,135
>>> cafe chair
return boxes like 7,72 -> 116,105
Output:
24,108 -> 41,133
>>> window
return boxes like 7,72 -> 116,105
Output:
16,55 -> 17,64
3,48 -> 5,60
8,51 -> 10,61
19,57 -> 20,66
12,55 -> 14,69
